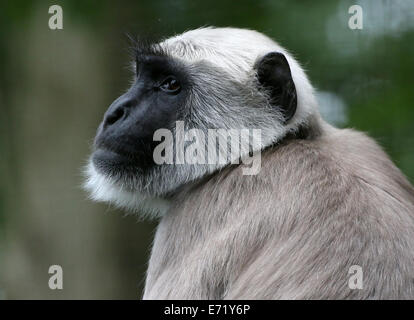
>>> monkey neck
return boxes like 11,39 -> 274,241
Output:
270,114 -> 323,148
164,113 -> 326,199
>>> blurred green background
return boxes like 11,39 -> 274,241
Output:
0,0 -> 413,299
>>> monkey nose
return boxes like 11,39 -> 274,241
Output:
103,95 -> 134,129
105,106 -> 125,127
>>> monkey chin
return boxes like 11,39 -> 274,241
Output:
83,159 -> 170,219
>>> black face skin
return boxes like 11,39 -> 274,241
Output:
92,53 -> 189,177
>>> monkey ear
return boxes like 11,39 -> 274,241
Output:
256,52 -> 297,123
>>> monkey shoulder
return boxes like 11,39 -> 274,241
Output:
223,127 -> 414,223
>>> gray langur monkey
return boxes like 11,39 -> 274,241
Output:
84,27 -> 414,299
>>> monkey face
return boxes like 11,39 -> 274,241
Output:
92,53 -> 190,179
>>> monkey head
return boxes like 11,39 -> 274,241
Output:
84,27 -> 319,217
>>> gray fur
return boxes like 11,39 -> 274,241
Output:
144,123 -> 414,299
84,27 -> 414,299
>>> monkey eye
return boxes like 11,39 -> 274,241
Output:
159,76 -> 181,94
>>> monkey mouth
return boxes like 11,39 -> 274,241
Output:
93,147 -> 132,165
92,147 -> 154,178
